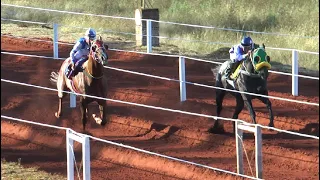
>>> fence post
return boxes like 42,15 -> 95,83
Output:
292,50 -> 298,96
179,56 -> 186,102
66,129 -> 74,180
236,122 -> 263,179
66,129 -> 91,180
255,126 -> 262,178
70,94 -> 76,108
83,135 -> 90,180
235,121 -> 244,175
53,23 -> 59,59
146,19 -> 152,53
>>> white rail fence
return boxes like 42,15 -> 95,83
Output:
1,115 -> 262,180
2,32 -> 319,101
1,6 -> 319,96
1,79 -> 319,140
1,52 -> 319,107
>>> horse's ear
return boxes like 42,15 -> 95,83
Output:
261,43 -> 266,49
99,35 -> 102,41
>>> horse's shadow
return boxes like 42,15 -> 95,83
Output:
136,123 -> 180,140
241,122 -> 319,140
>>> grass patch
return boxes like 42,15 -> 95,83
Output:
1,158 -> 66,180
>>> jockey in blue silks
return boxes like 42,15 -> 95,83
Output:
225,36 -> 258,80
66,28 -> 96,79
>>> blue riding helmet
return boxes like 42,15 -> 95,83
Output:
85,28 -> 96,40
241,36 -> 253,47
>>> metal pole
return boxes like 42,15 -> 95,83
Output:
146,19 -> 152,53
53,23 -> 59,59
236,121 -> 244,175
179,56 -> 186,101
82,136 -> 90,180
66,129 -> 74,180
292,50 -> 299,96
70,94 -> 76,108
255,126 -> 263,179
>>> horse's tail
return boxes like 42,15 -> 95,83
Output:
50,71 -> 59,85
210,65 -> 221,82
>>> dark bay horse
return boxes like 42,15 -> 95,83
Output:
210,46 -> 274,133
50,35 -> 109,130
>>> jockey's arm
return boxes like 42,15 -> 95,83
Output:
70,41 -> 82,63
230,46 -> 248,62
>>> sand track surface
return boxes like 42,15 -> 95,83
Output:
1,36 -> 319,180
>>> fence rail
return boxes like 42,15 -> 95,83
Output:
1,51 -> 319,107
1,78 -> 319,140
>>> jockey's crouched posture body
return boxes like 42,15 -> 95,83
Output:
225,36 -> 260,80
66,28 -> 97,79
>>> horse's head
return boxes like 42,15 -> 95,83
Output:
245,45 -> 271,80
90,35 -> 109,66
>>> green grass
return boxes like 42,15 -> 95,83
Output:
1,159 -> 66,180
1,0 -> 319,74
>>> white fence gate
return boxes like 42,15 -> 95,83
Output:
236,121 -> 263,179
66,129 -> 90,180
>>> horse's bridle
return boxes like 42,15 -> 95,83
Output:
84,41 -> 108,79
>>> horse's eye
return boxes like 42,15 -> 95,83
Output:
266,56 -> 271,62
254,56 -> 260,63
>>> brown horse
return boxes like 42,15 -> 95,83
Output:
50,35 -> 109,130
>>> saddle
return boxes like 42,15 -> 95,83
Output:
230,62 -> 243,80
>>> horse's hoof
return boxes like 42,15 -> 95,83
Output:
55,112 -> 60,118
92,114 -> 102,125
208,125 -> 225,134
268,123 -> 274,128
100,120 -> 107,126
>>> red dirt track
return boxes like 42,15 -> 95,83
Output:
1,36 -> 319,180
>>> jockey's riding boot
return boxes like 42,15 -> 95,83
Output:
67,70 -> 74,80
225,61 -> 234,80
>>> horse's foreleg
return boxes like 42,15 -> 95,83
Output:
232,95 -> 244,132
98,100 -> 108,126
256,96 -> 274,127
80,97 -> 88,131
243,98 -> 256,124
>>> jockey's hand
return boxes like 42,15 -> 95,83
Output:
246,50 -> 252,58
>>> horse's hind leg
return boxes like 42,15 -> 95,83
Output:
55,98 -> 63,118
55,75 -> 66,118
